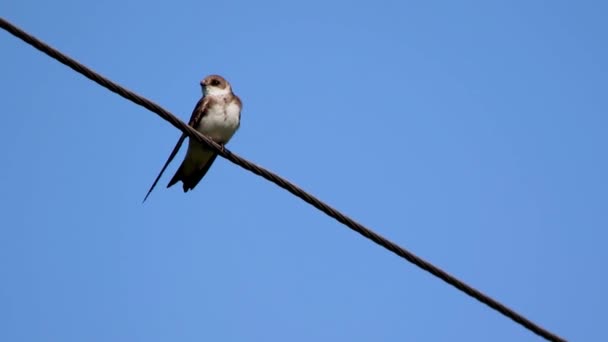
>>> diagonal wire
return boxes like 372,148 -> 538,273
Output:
0,17 -> 566,342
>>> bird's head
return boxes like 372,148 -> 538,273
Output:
200,75 -> 231,96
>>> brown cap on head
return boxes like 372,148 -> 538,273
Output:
200,74 -> 229,89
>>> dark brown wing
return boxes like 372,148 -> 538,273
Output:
186,96 -> 210,127
234,94 -> 242,122
167,152 -> 218,192
142,96 -> 209,202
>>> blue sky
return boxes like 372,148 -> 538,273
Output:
1,1 -> 606,341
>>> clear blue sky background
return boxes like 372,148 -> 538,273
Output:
1,1 -> 606,341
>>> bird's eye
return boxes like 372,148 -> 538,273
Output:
211,79 -> 221,86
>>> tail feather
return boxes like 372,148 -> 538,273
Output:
167,152 -> 218,192
143,134 -> 186,202
167,164 -> 184,189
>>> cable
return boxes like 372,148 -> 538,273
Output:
0,17 -> 566,342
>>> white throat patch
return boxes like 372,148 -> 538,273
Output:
204,86 -> 231,97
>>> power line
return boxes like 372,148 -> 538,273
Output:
0,17 -> 566,342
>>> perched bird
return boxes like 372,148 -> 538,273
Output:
143,75 -> 242,202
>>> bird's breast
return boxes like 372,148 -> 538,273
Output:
197,100 -> 241,144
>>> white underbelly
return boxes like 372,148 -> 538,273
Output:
196,102 -> 240,144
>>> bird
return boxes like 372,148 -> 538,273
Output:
143,74 -> 242,202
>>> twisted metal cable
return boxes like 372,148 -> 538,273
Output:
0,17 -> 566,342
